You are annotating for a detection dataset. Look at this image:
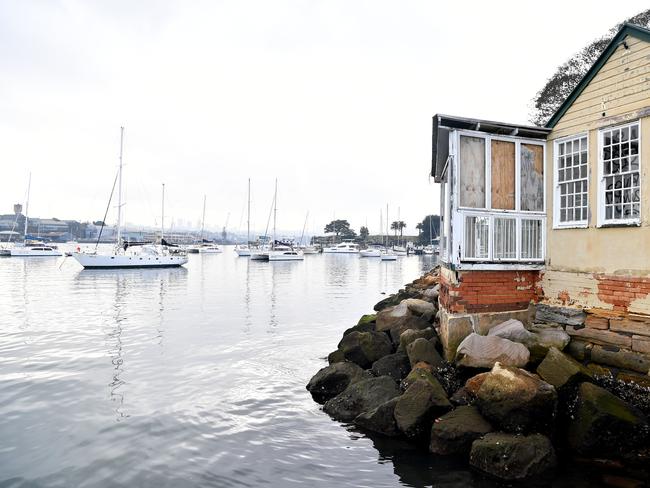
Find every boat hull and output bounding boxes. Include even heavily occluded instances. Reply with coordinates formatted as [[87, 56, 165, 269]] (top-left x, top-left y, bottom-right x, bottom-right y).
[[72, 253, 187, 268], [381, 254, 397, 261], [10, 248, 62, 257], [360, 250, 382, 257], [268, 253, 304, 261]]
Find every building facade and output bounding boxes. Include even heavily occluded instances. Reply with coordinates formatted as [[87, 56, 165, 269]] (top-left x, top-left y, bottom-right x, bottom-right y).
[[433, 23, 650, 370]]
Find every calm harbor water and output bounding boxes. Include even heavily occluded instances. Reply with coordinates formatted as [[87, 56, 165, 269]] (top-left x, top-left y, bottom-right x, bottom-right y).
[[0, 247, 603, 487]]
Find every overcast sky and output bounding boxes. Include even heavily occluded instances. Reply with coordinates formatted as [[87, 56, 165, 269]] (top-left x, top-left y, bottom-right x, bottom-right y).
[[1, 0, 648, 236]]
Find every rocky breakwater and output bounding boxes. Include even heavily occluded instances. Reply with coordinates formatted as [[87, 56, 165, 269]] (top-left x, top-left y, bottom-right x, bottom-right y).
[[306, 268, 650, 484]]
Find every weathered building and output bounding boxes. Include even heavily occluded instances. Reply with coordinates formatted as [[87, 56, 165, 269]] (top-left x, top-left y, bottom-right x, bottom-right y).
[[433, 23, 650, 374]]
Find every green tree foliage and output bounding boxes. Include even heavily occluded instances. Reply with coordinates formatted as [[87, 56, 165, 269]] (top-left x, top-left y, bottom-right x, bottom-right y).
[[324, 219, 356, 239], [359, 226, 369, 241], [390, 221, 407, 237], [419, 215, 440, 244], [530, 10, 650, 126], [415, 222, 423, 236]]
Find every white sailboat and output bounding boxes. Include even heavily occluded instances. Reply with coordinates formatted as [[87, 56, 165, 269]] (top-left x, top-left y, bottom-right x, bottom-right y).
[[267, 180, 303, 262], [381, 204, 397, 261], [9, 173, 62, 257], [235, 179, 252, 256], [72, 127, 188, 269]]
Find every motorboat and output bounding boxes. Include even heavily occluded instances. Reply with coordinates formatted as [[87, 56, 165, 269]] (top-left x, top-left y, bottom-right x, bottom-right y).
[[268, 245, 304, 261], [6, 175, 62, 258], [360, 247, 382, 257], [323, 242, 360, 254], [72, 127, 187, 269], [199, 244, 222, 254], [235, 244, 251, 256], [392, 246, 408, 256], [299, 245, 319, 254], [10, 243, 62, 257]]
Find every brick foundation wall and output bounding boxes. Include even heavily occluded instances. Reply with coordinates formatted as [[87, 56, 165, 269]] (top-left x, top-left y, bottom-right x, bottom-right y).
[[440, 267, 543, 314]]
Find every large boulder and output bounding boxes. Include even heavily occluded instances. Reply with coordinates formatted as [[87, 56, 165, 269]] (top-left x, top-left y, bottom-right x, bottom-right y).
[[401, 298, 436, 321], [527, 324, 571, 360], [567, 382, 648, 456], [323, 376, 400, 422], [306, 361, 369, 404], [371, 352, 411, 381], [338, 331, 393, 368], [388, 316, 433, 345], [374, 288, 421, 312], [469, 433, 557, 481], [429, 405, 493, 456], [449, 372, 489, 406], [342, 322, 375, 337], [536, 347, 593, 391], [476, 363, 557, 434], [487, 319, 533, 343], [455, 333, 530, 369], [397, 327, 436, 353], [487, 321, 570, 362], [394, 378, 452, 441], [401, 362, 436, 391], [327, 349, 345, 364], [406, 338, 444, 368], [377, 299, 435, 334], [354, 397, 400, 437], [421, 284, 439, 301], [357, 314, 377, 326]]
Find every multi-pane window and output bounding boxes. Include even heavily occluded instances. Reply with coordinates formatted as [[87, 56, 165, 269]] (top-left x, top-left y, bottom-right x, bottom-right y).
[[600, 122, 640, 224], [556, 135, 588, 225]]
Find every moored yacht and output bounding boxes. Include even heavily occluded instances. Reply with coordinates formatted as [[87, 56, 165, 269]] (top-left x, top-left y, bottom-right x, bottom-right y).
[[72, 127, 187, 269], [7, 174, 63, 257], [268, 244, 304, 261], [323, 241, 360, 254], [199, 244, 222, 254], [10, 242, 62, 257]]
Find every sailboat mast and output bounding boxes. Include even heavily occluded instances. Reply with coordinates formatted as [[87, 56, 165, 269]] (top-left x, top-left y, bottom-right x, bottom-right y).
[[247, 178, 251, 245], [23, 172, 31, 243], [161, 183, 165, 242], [386, 203, 389, 248], [380, 208, 383, 247], [116, 126, 124, 246], [272, 179, 277, 246], [200, 195, 206, 241]]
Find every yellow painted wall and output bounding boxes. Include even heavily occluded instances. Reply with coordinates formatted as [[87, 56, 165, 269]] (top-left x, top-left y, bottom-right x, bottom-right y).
[[546, 34, 650, 277]]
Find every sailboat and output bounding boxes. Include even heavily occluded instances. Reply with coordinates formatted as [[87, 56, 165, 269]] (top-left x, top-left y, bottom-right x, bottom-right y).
[[9, 173, 62, 257], [72, 127, 188, 269], [381, 204, 397, 261], [235, 179, 252, 256], [267, 180, 304, 262]]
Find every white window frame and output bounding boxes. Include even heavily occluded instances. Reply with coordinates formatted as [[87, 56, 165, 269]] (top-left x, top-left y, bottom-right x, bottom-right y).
[[454, 129, 546, 215], [553, 132, 589, 229], [597, 120, 642, 227]]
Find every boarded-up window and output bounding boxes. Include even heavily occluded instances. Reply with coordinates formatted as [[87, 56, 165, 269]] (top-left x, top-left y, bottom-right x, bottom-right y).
[[520, 144, 544, 211], [459, 136, 486, 208], [491, 140, 515, 210]]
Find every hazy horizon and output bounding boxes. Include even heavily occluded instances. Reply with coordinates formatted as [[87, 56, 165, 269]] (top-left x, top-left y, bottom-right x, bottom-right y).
[[2, 0, 647, 235]]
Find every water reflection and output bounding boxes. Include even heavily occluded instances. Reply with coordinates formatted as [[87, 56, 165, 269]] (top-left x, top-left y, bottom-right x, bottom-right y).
[[0, 252, 455, 487]]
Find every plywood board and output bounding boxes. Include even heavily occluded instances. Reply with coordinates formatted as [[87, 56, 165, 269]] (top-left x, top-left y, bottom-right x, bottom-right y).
[[520, 144, 544, 211], [490, 140, 515, 210], [459, 136, 486, 208]]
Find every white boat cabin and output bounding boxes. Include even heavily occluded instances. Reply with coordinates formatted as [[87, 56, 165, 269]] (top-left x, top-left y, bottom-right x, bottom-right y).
[[432, 114, 550, 269]]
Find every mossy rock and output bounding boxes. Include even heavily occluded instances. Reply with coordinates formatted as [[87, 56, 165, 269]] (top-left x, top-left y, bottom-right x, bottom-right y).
[[357, 314, 377, 326]]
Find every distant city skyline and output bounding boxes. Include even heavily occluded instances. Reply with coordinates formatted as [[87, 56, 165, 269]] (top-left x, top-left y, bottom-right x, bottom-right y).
[[2, 1, 648, 235]]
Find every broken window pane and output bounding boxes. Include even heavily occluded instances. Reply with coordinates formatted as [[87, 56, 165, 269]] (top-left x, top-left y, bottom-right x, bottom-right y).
[[459, 136, 486, 208], [521, 144, 544, 211]]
